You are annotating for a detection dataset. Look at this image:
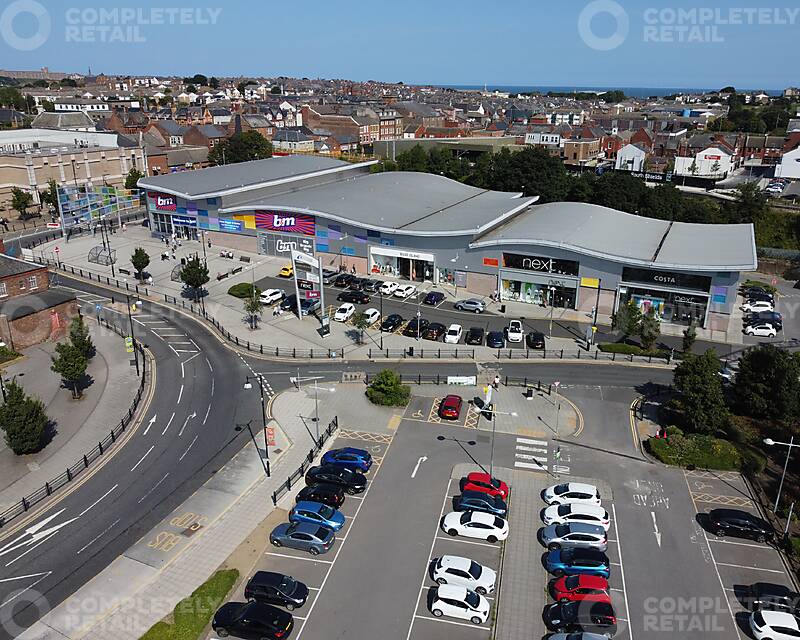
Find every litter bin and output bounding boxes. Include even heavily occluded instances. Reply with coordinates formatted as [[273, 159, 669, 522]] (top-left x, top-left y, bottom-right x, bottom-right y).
[[181, 257, 186, 266], [500, 304, 506, 313], [407, 346, 415, 357], [526, 387, 534, 399]]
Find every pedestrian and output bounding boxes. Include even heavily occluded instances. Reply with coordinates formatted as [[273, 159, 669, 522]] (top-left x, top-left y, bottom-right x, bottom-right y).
[[351, 264, 356, 275], [171, 250, 176, 260], [493, 374, 500, 390], [122, 223, 127, 232]]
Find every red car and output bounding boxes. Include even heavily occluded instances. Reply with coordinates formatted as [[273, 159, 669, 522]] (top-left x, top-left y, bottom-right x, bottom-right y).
[[550, 574, 611, 604], [461, 472, 510, 500], [439, 395, 463, 420]]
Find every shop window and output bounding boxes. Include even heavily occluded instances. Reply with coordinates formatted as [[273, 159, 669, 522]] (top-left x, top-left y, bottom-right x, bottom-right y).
[[0, 282, 6, 298], [317, 243, 329, 252], [28, 275, 38, 290]]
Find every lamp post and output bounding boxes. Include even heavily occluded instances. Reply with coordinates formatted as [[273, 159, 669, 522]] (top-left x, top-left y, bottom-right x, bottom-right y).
[[244, 375, 270, 476], [235, 421, 269, 476], [479, 402, 517, 479], [548, 285, 556, 338], [125, 294, 140, 376], [764, 437, 798, 512], [290, 373, 334, 443], [379, 290, 384, 350]]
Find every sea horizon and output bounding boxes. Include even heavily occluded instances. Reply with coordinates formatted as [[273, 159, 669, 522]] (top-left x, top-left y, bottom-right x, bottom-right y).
[[429, 84, 783, 98]]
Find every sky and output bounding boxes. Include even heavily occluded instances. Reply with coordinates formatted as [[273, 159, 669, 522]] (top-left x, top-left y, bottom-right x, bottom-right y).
[[0, 0, 797, 90]]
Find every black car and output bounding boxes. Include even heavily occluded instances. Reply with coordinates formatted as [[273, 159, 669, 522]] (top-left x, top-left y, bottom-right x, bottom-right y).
[[422, 322, 447, 341], [423, 291, 445, 305], [364, 280, 383, 293], [305, 464, 367, 494], [742, 286, 773, 299], [465, 327, 485, 346], [295, 483, 345, 508], [349, 277, 369, 291], [526, 331, 546, 350], [403, 317, 429, 337], [744, 311, 783, 329], [486, 331, 505, 348], [708, 509, 774, 542], [380, 314, 404, 332], [543, 600, 617, 636], [333, 273, 355, 287], [279, 294, 297, 311], [747, 582, 800, 614], [321, 269, 338, 285], [454, 490, 508, 517], [337, 290, 370, 304], [212, 601, 293, 640], [245, 572, 309, 611]]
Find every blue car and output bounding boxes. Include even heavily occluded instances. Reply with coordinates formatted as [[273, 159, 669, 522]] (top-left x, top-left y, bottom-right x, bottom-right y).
[[545, 547, 610, 579], [321, 447, 373, 472], [289, 501, 346, 532]]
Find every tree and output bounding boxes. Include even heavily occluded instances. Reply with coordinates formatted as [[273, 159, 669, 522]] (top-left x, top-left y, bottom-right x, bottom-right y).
[[10, 187, 33, 218], [69, 314, 94, 360], [710, 160, 721, 176], [40, 178, 58, 210], [611, 300, 642, 341], [208, 131, 272, 166], [639, 308, 660, 352], [0, 86, 26, 110], [41, 99, 55, 112], [688, 159, 699, 176], [51, 341, 88, 399], [732, 345, 800, 423], [124, 167, 144, 190], [209, 77, 220, 89], [672, 350, 729, 434], [270, 85, 281, 94], [352, 312, 372, 344], [243, 288, 263, 329], [365, 369, 410, 407], [186, 84, 197, 94], [682, 323, 697, 353], [396, 145, 429, 172], [0, 381, 49, 454], [180, 256, 210, 301], [722, 181, 769, 224], [131, 247, 150, 280]]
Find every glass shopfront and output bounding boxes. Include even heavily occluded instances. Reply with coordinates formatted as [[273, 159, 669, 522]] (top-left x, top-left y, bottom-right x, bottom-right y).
[[499, 253, 579, 308], [501, 279, 577, 308], [618, 286, 709, 326]]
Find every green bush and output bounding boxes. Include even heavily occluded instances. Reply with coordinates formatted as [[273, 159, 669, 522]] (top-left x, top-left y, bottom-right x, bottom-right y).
[[227, 283, 260, 299], [790, 536, 800, 557], [597, 342, 670, 359], [0, 345, 20, 364], [139, 569, 239, 640], [646, 432, 741, 470], [739, 445, 767, 476], [740, 279, 777, 294], [366, 369, 411, 407]]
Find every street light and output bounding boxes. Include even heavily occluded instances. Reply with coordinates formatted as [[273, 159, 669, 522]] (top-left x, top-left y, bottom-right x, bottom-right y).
[[478, 403, 517, 479], [235, 420, 269, 476], [243, 375, 270, 476], [763, 436, 798, 512], [290, 373, 334, 443]]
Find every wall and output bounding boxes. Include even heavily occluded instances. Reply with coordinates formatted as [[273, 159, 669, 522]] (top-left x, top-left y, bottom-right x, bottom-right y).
[[5, 299, 78, 350], [0, 266, 49, 300]]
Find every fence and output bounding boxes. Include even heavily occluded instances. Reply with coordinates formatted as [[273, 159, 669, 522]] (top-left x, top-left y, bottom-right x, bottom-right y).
[[368, 345, 671, 364], [271, 416, 339, 506], [362, 372, 554, 394], [368, 347, 476, 359], [0, 317, 148, 529]]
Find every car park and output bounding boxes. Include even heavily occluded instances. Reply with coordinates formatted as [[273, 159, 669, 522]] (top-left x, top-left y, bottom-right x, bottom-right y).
[[348, 277, 369, 291], [438, 394, 463, 420], [549, 574, 612, 604], [260, 288, 286, 304], [461, 472, 510, 499], [742, 286, 773, 299], [465, 326, 485, 345], [430, 584, 490, 625], [526, 330, 546, 349], [745, 310, 783, 329], [336, 290, 370, 304], [441, 510, 509, 542], [542, 504, 611, 530], [334, 303, 355, 322], [750, 610, 800, 640], [506, 320, 524, 342], [454, 490, 508, 517], [362, 307, 381, 325], [244, 571, 309, 611], [379, 281, 398, 295], [543, 483, 602, 506], [539, 523, 608, 552], [444, 323, 463, 344], [744, 323, 778, 337], [269, 521, 335, 555], [278, 264, 293, 278], [364, 280, 383, 293], [333, 273, 356, 288], [486, 330, 505, 348], [455, 298, 485, 313], [212, 601, 294, 639], [742, 299, 774, 313], [747, 292, 776, 305], [432, 555, 497, 594], [423, 291, 445, 305], [321, 447, 373, 472], [321, 269, 338, 284], [305, 464, 367, 494], [708, 508, 774, 542], [295, 483, 345, 509], [422, 322, 446, 340], [403, 317, 428, 337], [545, 547, 611, 578], [747, 583, 800, 614], [543, 600, 617, 636], [289, 501, 346, 532], [394, 284, 417, 298], [380, 313, 404, 332]]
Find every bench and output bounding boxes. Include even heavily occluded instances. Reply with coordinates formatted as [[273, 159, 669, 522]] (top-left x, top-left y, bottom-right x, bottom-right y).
[[216, 272, 230, 281], [231, 266, 243, 275], [118, 268, 131, 276], [239, 256, 251, 263]]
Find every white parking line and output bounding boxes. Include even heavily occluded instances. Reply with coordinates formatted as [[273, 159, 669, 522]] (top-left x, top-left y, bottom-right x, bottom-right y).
[[610, 504, 634, 640], [435, 536, 499, 549], [413, 614, 490, 631], [707, 538, 773, 549], [263, 552, 333, 564], [715, 562, 786, 574]]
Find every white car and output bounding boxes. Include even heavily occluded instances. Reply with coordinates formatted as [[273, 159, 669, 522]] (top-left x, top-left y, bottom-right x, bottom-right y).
[[362, 308, 381, 325], [742, 300, 774, 313], [334, 303, 355, 322], [259, 288, 285, 304], [441, 510, 509, 543], [430, 584, 490, 625], [750, 610, 800, 640], [541, 504, 611, 531], [744, 323, 777, 337], [444, 324, 463, 344], [379, 281, 398, 295], [506, 320, 524, 342], [539, 523, 608, 551], [542, 482, 602, 506], [432, 555, 497, 594], [393, 284, 417, 299]]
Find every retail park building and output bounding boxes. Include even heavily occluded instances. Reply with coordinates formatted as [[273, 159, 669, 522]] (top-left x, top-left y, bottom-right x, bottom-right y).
[[139, 156, 757, 332]]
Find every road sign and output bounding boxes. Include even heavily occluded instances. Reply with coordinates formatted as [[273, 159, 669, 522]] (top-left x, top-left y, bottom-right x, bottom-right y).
[[266, 426, 276, 447], [772, 277, 778, 285], [54, 246, 60, 254], [46, 222, 60, 229], [305, 290, 321, 299], [554, 381, 561, 389], [297, 279, 313, 291], [125, 337, 134, 353]]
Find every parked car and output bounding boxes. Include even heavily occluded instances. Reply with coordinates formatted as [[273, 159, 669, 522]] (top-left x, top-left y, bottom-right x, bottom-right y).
[[742, 285, 772, 298], [321, 269, 338, 285], [526, 331, 546, 350], [439, 394, 463, 420], [454, 491, 508, 517], [486, 331, 505, 348], [444, 324, 463, 344], [244, 571, 308, 611], [321, 447, 373, 472], [423, 322, 447, 341], [379, 281, 398, 295], [744, 311, 783, 329], [305, 464, 367, 494], [278, 264, 293, 278], [461, 472, 510, 499], [432, 555, 496, 594], [260, 288, 286, 304], [362, 308, 381, 325], [747, 583, 800, 614], [549, 574, 612, 604], [546, 634, 611, 640], [333, 273, 355, 288], [348, 277, 369, 291], [539, 523, 608, 552], [506, 320, 524, 342], [543, 483, 602, 506], [545, 547, 611, 578], [364, 280, 383, 293], [299, 299, 320, 316], [746, 290, 775, 303], [708, 509, 774, 542], [441, 510, 509, 543], [289, 501, 345, 532], [212, 601, 293, 639], [269, 522, 335, 555], [465, 327, 485, 345], [394, 284, 417, 299], [423, 291, 444, 305], [455, 298, 485, 313], [334, 303, 355, 322], [337, 290, 370, 304], [742, 299, 774, 313], [750, 610, 800, 640], [543, 601, 617, 636], [542, 504, 611, 531], [295, 483, 344, 509], [280, 294, 297, 311], [380, 313, 404, 332], [744, 323, 778, 337], [430, 584, 490, 625], [403, 317, 429, 337]]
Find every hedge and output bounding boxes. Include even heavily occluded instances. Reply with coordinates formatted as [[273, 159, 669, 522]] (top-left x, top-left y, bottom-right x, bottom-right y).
[[0, 345, 20, 365], [646, 432, 742, 470], [597, 342, 670, 359], [227, 282, 260, 299], [740, 279, 777, 294]]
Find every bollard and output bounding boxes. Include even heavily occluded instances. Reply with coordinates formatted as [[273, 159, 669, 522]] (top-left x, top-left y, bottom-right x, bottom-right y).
[[98, 441, 104, 454], [45, 482, 51, 496], [67, 468, 72, 481]]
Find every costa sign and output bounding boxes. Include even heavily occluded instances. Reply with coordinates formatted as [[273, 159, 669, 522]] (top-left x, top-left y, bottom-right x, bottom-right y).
[[148, 192, 176, 211], [255, 211, 315, 236]]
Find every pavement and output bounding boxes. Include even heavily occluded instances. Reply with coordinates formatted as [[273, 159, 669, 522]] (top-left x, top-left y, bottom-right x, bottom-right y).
[[0, 322, 139, 514]]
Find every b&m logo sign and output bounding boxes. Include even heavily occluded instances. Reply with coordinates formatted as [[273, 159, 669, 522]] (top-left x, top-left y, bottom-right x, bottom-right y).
[[149, 191, 177, 211], [255, 211, 315, 236]]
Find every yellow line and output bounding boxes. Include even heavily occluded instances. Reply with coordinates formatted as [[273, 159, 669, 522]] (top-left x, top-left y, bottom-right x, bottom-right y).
[[628, 397, 643, 455], [558, 392, 584, 438]]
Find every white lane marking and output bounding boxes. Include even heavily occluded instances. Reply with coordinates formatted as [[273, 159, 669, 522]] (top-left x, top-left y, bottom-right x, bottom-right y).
[[189, 339, 200, 350], [179, 435, 199, 461], [151, 331, 165, 342], [708, 538, 774, 549], [76, 518, 120, 554], [206, 356, 213, 373], [131, 445, 154, 472], [0, 571, 51, 584], [211, 378, 215, 397], [516, 445, 548, 454], [0, 510, 66, 554], [132, 317, 145, 327], [517, 438, 548, 446], [180, 361, 184, 379], [611, 504, 634, 640], [138, 474, 170, 504], [169, 344, 179, 356], [0, 571, 52, 609], [162, 412, 175, 436], [263, 552, 333, 564], [78, 484, 118, 517], [179, 412, 196, 437], [515, 453, 548, 463], [411, 456, 427, 478], [515, 461, 548, 470], [143, 414, 157, 436], [182, 352, 202, 366], [413, 614, 490, 631], [174, 349, 198, 354], [203, 403, 212, 425], [5, 531, 58, 567], [177, 384, 183, 404], [714, 562, 786, 574]]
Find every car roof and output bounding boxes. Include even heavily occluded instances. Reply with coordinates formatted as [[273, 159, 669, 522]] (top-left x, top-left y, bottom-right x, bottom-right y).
[[444, 394, 462, 402], [461, 490, 498, 501], [469, 510, 497, 524], [302, 483, 342, 495], [249, 571, 284, 587], [436, 584, 469, 600], [447, 324, 461, 330], [552, 503, 606, 516], [439, 555, 473, 571], [567, 574, 608, 588], [711, 508, 763, 521], [287, 521, 324, 534], [294, 501, 328, 512], [563, 482, 598, 493], [556, 522, 605, 534], [759, 610, 800, 628], [468, 326, 484, 332], [331, 447, 368, 456]]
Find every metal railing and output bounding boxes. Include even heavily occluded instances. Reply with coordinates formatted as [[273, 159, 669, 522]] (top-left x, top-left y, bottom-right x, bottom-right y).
[[271, 416, 339, 506], [367, 347, 476, 359], [0, 317, 148, 529], [497, 347, 672, 364]]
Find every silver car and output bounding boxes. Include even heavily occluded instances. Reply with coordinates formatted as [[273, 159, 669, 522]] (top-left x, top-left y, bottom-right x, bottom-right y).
[[539, 523, 607, 552], [546, 633, 611, 640], [455, 298, 486, 313], [270, 522, 335, 555]]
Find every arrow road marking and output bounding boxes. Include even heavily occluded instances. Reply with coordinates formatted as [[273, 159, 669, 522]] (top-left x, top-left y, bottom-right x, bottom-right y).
[[0, 517, 79, 561], [652, 511, 662, 548], [0, 509, 66, 554], [143, 414, 157, 436], [179, 412, 197, 437], [411, 456, 428, 478]]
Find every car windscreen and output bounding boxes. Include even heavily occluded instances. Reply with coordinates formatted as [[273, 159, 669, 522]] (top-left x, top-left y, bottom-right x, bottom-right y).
[[468, 560, 482, 579], [465, 590, 481, 609], [557, 504, 572, 516], [278, 575, 297, 594], [554, 484, 569, 494], [493, 516, 505, 528], [565, 575, 580, 590], [555, 524, 571, 537], [315, 527, 330, 540], [318, 504, 335, 519]]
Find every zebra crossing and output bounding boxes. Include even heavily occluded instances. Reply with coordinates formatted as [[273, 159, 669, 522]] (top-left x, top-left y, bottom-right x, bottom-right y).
[[513, 436, 570, 474]]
